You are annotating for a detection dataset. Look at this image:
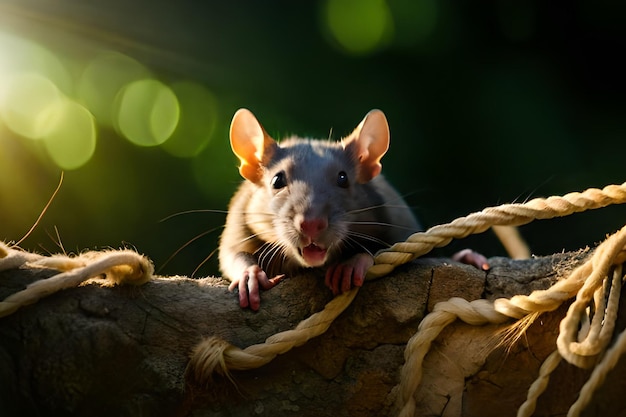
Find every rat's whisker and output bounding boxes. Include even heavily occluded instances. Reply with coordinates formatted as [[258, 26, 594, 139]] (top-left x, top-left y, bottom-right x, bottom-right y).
[[231, 208, 275, 216], [344, 236, 374, 257], [345, 220, 420, 232], [192, 246, 219, 278], [344, 203, 415, 216], [256, 241, 284, 274], [161, 209, 275, 223], [346, 231, 393, 248], [160, 209, 230, 222], [216, 107, 421, 311], [227, 232, 270, 252], [235, 217, 276, 227], [159, 225, 225, 274], [255, 242, 274, 267]]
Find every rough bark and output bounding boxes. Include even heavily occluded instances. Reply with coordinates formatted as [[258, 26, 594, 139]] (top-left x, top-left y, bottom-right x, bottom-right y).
[[1, 250, 625, 417]]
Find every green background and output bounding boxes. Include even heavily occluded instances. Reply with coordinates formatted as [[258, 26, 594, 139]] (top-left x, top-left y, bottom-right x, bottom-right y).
[[1, 0, 625, 277]]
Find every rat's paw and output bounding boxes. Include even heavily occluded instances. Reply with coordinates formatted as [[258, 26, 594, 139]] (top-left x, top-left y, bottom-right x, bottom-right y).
[[452, 249, 490, 270], [325, 253, 374, 296], [228, 265, 284, 311]]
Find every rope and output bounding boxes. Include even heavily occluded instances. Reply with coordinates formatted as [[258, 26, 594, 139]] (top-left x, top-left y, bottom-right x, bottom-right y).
[[0, 242, 153, 318], [569, 305, 626, 417], [188, 182, 626, 386], [516, 350, 562, 417], [492, 225, 531, 259], [368, 182, 626, 278], [557, 238, 626, 368], [397, 298, 510, 417], [397, 224, 626, 417], [4, 182, 626, 416], [187, 287, 358, 381], [514, 230, 626, 417], [183, 182, 626, 396]]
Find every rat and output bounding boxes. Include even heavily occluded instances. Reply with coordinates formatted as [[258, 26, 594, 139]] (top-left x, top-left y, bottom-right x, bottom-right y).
[[218, 108, 488, 311]]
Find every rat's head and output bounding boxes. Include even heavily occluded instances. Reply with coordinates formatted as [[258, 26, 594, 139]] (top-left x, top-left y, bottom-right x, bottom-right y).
[[229, 108, 390, 268]]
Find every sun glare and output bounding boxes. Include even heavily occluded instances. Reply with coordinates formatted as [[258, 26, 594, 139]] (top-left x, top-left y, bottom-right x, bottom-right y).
[[0, 72, 64, 140], [0, 31, 96, 170]]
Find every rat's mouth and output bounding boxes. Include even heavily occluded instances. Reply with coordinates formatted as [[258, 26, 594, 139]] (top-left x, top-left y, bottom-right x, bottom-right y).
[[300, 243, 327, 266]]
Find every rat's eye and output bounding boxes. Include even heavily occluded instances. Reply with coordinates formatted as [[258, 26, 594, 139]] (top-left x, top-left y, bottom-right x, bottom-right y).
[[337, 171, 349, 188], [271, 171, 287, 189]]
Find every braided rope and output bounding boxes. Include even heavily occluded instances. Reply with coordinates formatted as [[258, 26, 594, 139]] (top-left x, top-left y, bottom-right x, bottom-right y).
[[368, 182, 626, 278], [398, 224, 626, 417], [569, 304, 626, 417], [557, 238, 626, 368], [187, 287, 358, 381], [397, 298, 510, 417], [0, 243, 42, 272], [515, 232, 626, 417], [4, 182, 626, 416], [0, 242, 153, 318], [187, 182, 626, 394], [516, 350, 562, 417]]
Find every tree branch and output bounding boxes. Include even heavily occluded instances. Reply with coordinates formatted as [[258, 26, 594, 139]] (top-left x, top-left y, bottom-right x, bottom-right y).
[[2, 251, 623, 417]]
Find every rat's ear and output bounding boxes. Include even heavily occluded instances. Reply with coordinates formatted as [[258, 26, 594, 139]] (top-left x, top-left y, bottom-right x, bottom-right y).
[[343, 109, 390, 183], [230, 108, 277, 183]]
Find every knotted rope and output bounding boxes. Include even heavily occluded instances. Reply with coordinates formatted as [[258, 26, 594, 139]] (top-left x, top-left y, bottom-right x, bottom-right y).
[[0, 242, 153, 318]]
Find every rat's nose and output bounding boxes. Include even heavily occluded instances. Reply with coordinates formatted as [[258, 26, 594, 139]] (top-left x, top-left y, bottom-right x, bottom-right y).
[[300, 218, 328, 240]]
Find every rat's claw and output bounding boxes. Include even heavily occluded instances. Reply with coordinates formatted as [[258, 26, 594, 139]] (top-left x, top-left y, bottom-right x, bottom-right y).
[[238, 265, 262, 311], [258, 273, 285, 290], [230, 266, 284, 311], [341, 266, 353, 294], [324, 266, 335, 293], [268, 274, 286, 288], [325, 264, 347, 295], [325, 253, 373, 295]]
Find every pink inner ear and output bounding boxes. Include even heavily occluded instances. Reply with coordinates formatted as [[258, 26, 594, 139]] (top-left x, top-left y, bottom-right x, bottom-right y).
[[357, 163, 382, 184], [238, 162, 263, 184], [229, 109, 276, 183], [367, 163, 382, 179], [352, 136, 385, 183], [345, 110, 390, 183]]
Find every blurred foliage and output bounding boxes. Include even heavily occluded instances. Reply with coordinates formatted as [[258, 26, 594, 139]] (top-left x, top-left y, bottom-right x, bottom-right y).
[[1, 0, 625, 276]]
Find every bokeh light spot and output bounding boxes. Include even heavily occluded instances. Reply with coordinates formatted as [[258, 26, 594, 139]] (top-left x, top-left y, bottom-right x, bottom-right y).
[[115, 79, 180, 147], [0, 31, 73, 95], [42, 99, 97, 170], [161, 81, 219, 158], [77, 51, 150, 127], [323, 0, 394, 55], [0, 72, 64, 140]]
